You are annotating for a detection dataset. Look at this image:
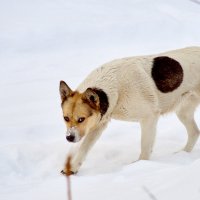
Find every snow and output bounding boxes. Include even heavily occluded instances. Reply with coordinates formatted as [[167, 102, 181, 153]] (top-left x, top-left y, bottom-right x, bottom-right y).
[[1, 0, 200, 199]]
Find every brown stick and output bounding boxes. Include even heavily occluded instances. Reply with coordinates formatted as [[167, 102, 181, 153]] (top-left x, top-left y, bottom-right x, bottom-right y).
[[66, 156, 72, 200]]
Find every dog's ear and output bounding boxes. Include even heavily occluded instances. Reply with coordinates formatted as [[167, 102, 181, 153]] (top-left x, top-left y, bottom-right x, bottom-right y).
[[82, 88, 100, 109], [59, 81, 72, 102]]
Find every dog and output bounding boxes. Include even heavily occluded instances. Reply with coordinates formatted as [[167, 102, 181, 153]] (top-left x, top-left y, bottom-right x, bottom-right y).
[[59, 46, 200, 174]]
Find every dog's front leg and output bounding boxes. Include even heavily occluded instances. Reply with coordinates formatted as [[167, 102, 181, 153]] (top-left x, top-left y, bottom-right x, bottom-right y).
[[139, 115, 158, 160], [63, 123, 107, 174]]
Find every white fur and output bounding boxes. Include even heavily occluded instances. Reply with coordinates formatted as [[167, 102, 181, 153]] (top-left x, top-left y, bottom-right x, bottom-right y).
[[69, 47, 200, 173]]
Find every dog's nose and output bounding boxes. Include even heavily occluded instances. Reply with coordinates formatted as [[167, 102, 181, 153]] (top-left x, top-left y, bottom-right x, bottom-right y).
[[66, 135, 75, 142]]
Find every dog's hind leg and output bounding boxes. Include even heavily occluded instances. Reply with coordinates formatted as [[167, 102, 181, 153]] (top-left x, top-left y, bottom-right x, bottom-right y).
[[176, 93, 200, 152], [139, 114, 159, 160]]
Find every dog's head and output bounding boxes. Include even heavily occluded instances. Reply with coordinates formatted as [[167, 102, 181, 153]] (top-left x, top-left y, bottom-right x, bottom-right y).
[[59, 81, 108, 143]]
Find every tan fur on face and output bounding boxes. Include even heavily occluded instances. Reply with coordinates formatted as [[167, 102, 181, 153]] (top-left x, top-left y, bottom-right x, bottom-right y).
[[62, 92, 101, 138]]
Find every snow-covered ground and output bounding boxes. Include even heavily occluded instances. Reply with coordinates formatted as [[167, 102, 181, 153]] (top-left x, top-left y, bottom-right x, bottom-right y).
[[1, 0, 200, 199]]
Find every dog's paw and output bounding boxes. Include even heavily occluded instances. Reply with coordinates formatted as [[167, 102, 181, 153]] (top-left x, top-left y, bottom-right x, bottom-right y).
[[60, 169, 76, 176], [60, 170, 66, 175]]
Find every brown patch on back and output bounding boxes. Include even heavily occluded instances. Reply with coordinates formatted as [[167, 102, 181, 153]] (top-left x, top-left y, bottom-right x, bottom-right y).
[[151, 56, 184, 93]]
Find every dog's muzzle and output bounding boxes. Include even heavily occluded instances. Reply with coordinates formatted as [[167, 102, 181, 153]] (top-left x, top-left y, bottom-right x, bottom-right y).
[[66, 127, 80, 143]]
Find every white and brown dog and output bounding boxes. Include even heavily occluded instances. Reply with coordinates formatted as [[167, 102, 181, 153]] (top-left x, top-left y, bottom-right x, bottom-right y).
[[60, 46, 200, 174]]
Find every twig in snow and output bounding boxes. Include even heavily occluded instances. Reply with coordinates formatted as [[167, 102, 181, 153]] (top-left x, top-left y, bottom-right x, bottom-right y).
[[142, 186, 158, 200], [66, 156, 72, 200]]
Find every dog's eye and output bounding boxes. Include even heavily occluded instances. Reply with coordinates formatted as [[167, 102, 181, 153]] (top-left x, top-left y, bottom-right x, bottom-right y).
[[64, 116, 70, 122], [78, 117, 85, 123]]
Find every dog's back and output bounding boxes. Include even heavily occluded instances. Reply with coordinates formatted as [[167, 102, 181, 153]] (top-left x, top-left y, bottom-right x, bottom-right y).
[[78, 47, 200, 121]]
